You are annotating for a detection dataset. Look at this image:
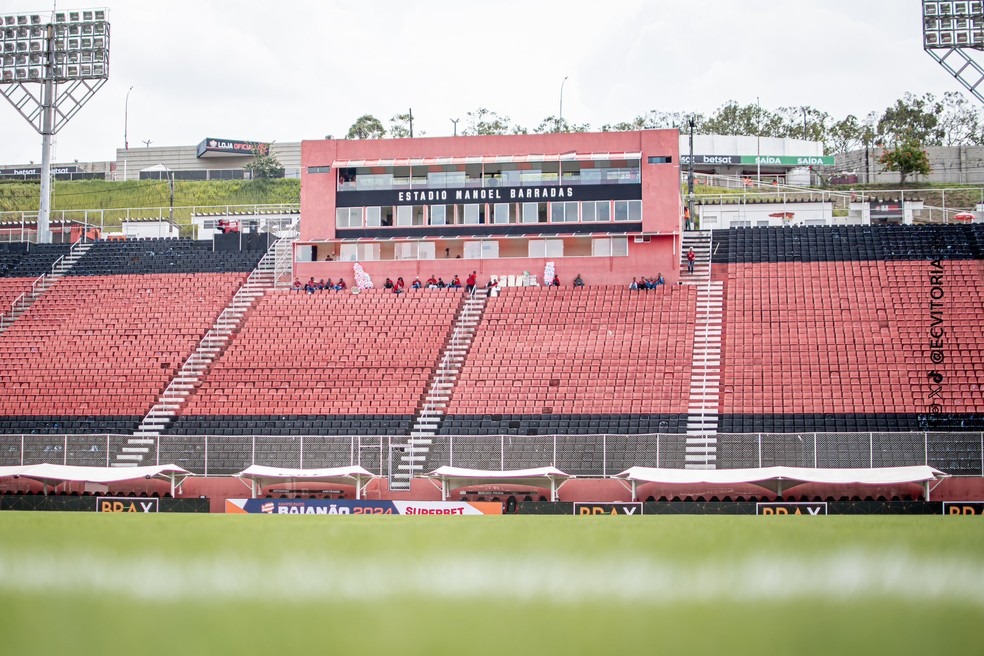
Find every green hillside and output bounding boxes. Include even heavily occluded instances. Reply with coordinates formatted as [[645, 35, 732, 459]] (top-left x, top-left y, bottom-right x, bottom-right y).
[[0, 178, 300, 219]]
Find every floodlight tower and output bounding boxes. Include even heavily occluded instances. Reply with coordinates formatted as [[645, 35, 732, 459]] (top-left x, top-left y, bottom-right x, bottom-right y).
[[922, 1, 984, 103], [0, 8, 110, 243]]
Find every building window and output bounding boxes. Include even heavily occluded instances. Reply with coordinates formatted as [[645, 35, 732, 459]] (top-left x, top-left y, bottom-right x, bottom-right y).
[[340, 243, 380, 262], [461, 204, 485, 224], [430, 205, 447, 225], [308, 165, 331, 173], [335, 207, 362, 228], [614, 199, 642, 222], [365, 206, 381, 227], [550, 201, 578, 223], [396, 205, 412, 227], [395, 242, 436, 260], [463, 240, 499, 259], [522, 202, 547, 223], [582, 201, 611, 222], [529, 239, 564, 258], [591, 237, 628, 257], [493, 203, 511, 224], [647, 156, 672, 164]]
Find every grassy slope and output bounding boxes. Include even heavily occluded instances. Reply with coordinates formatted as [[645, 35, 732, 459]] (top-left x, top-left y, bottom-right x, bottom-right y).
[[0, 179, 300, 218], [0, 514, 980, 655]]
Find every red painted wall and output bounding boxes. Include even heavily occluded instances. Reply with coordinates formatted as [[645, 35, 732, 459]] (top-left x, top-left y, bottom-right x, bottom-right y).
[[300, 130, 682, 241], [293, 235, 680, 287]]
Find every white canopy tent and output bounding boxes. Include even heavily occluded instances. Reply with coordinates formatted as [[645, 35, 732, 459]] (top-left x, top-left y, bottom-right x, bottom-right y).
[[0, 463, 193, 496], [234, 465, 378, 500], [614, 465, 949, 501], [424, 466, 571, 501]]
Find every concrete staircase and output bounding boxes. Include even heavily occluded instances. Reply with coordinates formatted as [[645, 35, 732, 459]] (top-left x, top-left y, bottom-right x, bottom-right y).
[[113, 239, 284, 467], [390, 288, 489, 490], [272, 219, 299, 288], [0, 240, 92, 332], [684, 280, 723, 469], [680, 230, 711, 282]]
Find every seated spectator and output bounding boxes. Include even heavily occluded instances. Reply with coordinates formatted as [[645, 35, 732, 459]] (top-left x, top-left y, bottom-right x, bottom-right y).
[[655, 273, 665, 287], [629, 277, 638, 290], [396, 276, 405, 290], [411, 277, 422, 289], [573, 274, 584, 287], [393, 283, 403, 294], [293, 278, 302, 292], [324, 277, 334, 290], [437, 277, 447, 289], [551, 274, 560, 287], [465, 271, 477, 293], [384, 277, 394, 289], [451, 275, 462, 289], [316, 278, 325, 291], [305, 277, 316, 294], [335, 278, 347, 291], [643, 277, 655, 290], [427, 274, 438, 289]]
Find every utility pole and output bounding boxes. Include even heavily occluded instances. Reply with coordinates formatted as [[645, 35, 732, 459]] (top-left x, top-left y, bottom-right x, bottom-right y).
[[408, 108, 414, 138], [688, 117, 696, 231], [450, 117, 459, 137]]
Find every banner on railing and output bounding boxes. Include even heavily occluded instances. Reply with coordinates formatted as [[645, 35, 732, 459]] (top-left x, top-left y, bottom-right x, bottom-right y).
[[225, 499, 502, 515]]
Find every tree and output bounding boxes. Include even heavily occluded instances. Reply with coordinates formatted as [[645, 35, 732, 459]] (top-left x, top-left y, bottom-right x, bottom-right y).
[[533, 116, 591, 134], [461, 108, 525, 136], [937, 91, 984, 146], [878, 139, 931, 184], [601, 110, 703, 132], [701, 101, 781, 137], [877, 92, 944, 147], [389, 112, 424, 138], [346, 114, 386, 140], [245, 144, 284, 179], [827, 113, 877, 155]]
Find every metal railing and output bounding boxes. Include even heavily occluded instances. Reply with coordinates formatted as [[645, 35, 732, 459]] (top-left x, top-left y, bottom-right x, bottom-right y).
[[1, 432, 981, 477]]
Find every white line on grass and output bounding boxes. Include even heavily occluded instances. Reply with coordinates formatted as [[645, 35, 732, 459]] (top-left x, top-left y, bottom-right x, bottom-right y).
[[0, 549, 981, 606]]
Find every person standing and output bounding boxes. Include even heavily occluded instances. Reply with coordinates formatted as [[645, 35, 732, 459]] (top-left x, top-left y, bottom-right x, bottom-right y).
[[687, 247, 696, 274]]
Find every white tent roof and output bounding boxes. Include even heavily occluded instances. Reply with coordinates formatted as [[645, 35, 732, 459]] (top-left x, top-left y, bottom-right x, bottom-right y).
[[0, 463, 193, 492], [425, 466, 571, 501], [615, 465, 948, 496], [235, 464, 378, 499]]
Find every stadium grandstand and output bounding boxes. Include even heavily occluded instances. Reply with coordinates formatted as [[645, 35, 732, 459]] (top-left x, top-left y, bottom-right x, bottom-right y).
[[0, 129, 981, 508]]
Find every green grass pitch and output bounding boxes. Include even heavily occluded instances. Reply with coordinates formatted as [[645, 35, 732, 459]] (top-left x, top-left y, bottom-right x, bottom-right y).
[[0, 513, 981, 655]]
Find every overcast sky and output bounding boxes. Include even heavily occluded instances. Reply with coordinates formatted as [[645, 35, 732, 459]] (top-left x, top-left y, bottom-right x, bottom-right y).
[[0, 0, 973, 164]]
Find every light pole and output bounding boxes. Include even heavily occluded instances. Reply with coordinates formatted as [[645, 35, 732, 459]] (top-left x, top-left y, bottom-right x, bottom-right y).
[[0, 9, 111, 243], [756, 96, 761, 185], [123, 85, 133, 181], [160, 163, 174, 222], [450, 117, 459, 137], [688, 117, 696, 231], [559, 75, 569, 130]]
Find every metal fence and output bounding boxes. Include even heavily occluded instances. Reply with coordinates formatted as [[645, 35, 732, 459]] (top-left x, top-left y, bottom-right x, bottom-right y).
[[1, 432, 982, 478]]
